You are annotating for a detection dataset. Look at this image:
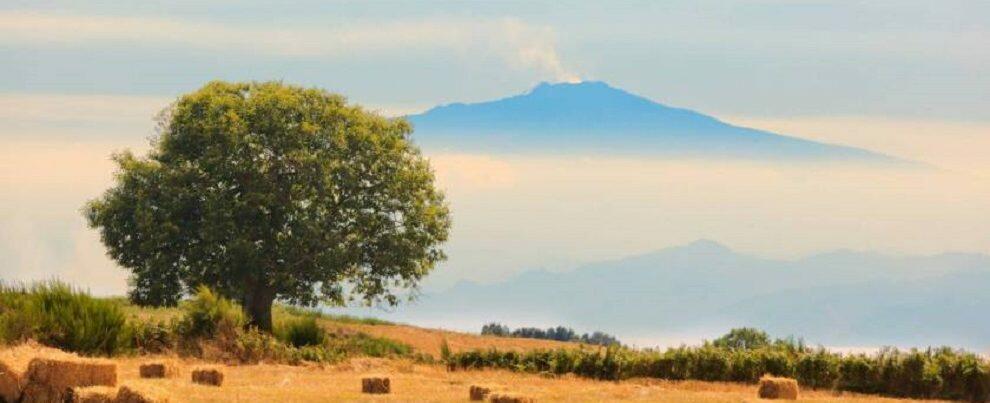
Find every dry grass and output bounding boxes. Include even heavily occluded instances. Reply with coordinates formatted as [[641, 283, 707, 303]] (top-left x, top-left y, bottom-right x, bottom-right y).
[[78, 355, 951, 403], [70, 386, 117, 403], [321, 320, 579, 357], [117, 383, 171, 403]]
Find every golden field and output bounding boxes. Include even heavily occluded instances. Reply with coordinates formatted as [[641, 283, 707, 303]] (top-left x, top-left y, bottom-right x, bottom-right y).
[[323, 321, 577, 357], [103, 356, 951, 402], [98, 305, 958, 402]]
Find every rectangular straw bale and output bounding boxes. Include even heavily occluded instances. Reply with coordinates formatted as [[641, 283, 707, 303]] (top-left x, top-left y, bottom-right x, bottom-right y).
[[361, 377, 390, 394], [469, 385, 492, 400], [488, 393, 535, 403], [20, 355, 117, 403], [26, 356, 117, 389], [191, 367, 224, 386], [0, 341, 86, 402], [139, 362, 179, 379], [69, 386, 117, 403], [0, 344, 35, 402], [117, 384, 170, 403]]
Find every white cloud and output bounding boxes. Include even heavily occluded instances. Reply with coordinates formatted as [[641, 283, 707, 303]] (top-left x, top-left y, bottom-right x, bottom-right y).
[[0, 11, 580, 82]]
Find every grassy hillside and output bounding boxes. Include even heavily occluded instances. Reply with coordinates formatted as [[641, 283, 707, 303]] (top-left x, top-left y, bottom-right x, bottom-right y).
[[119, 297, 579, 358]]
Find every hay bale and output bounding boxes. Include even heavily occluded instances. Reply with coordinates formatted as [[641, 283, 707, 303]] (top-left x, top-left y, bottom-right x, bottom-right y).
[[138, 362, 178, 379], [758, 375, 799, 400], [26, 356, 117, 389], [0, 342, 51, 402], [0, 343, 117, 403], [469, 385, 492, 401], [20, 382, 66, 403], [488, 393, 535, 403], [116, 384, 170, 403], [361, 377, 390, 394], [191, 367, 224, 386], [68, 386, 117, 403]]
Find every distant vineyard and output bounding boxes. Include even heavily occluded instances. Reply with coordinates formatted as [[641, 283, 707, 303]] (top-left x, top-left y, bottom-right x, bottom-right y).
[[453, 327, 990, 402], [481, 322, 621, 346]]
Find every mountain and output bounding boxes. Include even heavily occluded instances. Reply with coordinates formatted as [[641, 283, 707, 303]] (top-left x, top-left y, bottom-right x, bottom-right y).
[[338, 240, 990, 350], [408, 81, 906, 163]]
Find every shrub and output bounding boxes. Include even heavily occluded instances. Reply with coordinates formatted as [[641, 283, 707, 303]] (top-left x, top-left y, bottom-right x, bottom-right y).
[[23, 282, 129, 356], [0, 284, 33, 344], [692, 346, 730, 381], [478, 322, 622, 346], [713, 327, 771, 351], [440, 338, 452, 362], [233, 327, 291, 363], [128, 319, 174, 354], [275, 316, 326, 347], [174, 286, 245, 340], [795, 349, 840, 389], [836, 354, 879, 393]]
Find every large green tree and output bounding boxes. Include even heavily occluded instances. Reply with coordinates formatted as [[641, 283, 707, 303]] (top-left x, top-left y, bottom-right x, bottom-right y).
[[85, 81, 451, 331]]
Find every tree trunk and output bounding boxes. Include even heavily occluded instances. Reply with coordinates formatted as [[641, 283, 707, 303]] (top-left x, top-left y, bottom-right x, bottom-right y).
[[243, 283, 275, 332]]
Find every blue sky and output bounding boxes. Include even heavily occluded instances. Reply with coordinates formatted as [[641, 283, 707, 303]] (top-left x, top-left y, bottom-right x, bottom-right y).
[[1, 1, 989, 295]]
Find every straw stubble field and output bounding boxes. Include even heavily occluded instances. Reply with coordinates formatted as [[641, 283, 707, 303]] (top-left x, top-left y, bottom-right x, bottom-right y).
[[100, 356, 952, 402], [47, 309, 954, 402]]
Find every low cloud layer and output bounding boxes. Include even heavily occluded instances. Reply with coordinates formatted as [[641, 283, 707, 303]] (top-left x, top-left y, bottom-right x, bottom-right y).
[[4, 131, 988, 295], [429, 154, 990, 286]]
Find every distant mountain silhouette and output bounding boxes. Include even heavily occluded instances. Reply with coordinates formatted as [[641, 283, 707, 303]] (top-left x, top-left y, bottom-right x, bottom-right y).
[[408, 81, 910, 164], [343, 240, 990, 350]]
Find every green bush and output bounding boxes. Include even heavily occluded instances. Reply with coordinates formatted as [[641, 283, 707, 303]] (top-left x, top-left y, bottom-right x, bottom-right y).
[[0, 282, 131, 356], [233, 327, 291, 363], [128, 319, 174, 354], [275, 316, 327, 347], [795, 349, 840, 389], [174, 286, 245, 340], [0, 284, 34, 345]]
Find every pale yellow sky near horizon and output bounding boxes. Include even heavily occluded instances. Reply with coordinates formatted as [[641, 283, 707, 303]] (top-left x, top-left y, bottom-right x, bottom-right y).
[[1, 92, 989, 293]]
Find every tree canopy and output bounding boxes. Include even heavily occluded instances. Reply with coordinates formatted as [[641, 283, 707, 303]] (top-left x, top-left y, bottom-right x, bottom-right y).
[[712, 327, 771, 350], [85, 81, 451, 330]]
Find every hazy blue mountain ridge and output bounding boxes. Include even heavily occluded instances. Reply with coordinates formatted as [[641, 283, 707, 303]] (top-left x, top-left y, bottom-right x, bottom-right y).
[[358, 240, 990, 350], [409, 81, 910, 163]]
